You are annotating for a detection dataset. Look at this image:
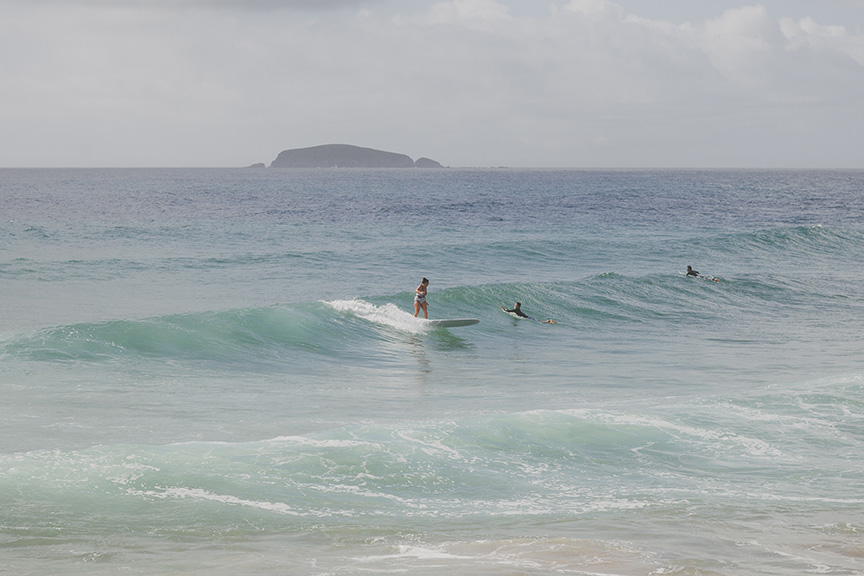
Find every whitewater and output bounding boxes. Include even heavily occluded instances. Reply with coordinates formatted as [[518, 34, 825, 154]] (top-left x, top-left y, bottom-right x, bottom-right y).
[[1, 168, 863, 575]]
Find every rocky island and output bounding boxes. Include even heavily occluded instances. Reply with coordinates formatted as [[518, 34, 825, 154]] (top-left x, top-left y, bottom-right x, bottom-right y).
[[269, 144, 443, 168]]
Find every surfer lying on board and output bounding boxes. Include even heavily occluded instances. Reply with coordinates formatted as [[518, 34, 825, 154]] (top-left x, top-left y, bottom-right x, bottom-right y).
[[501, 302, 557, 324], [414, 277, 429, 318], [685, 265, 720, 282]]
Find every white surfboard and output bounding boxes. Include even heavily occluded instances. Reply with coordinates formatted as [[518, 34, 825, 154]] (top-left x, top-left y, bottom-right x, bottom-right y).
[[681, 272, 720, 282], [422, 318, 479, 328]]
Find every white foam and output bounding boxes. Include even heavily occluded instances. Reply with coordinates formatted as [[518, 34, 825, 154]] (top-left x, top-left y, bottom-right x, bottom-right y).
[[395, 429, 465, 460], [353, 544, 472, 563], [269, 435, 382, 449], [133, 486, 313, 516], [557, 408, 784, 458], [327, 299, 430, 334]]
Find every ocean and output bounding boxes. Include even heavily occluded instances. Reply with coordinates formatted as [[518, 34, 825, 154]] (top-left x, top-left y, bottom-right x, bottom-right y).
[[1, 167, 862, 575]]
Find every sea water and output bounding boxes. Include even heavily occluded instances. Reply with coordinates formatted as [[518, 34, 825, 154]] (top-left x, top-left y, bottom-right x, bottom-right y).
[[1, 168, 863, 575]]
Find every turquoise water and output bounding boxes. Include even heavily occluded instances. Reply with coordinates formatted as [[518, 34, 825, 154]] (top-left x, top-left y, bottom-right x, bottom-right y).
[[2, 168, 863, 575]]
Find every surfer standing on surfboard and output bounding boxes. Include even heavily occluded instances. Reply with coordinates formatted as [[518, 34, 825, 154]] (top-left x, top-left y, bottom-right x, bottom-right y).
[[501, 302, 556, 324], [414, 277, 429, 318]]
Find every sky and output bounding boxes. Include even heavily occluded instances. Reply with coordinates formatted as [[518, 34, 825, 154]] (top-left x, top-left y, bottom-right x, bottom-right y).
[[1, 0, 862, 168]]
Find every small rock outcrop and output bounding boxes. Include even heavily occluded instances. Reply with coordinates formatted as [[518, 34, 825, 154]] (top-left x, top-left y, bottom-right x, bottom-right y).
[[414, 157, 443, 168]]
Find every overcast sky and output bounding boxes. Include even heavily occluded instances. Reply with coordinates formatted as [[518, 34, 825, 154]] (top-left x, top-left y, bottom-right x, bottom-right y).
[[1, 0, 862, 168]]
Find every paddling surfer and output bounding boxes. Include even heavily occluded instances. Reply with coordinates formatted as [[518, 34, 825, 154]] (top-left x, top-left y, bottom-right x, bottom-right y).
[[501, 302, 556, 324], [685, 265, 720, 282]]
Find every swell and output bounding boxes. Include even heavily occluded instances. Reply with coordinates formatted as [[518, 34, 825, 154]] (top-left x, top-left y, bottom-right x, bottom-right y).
[[684, 225, 864, 265], [0, 297, 484, 367], [1, 304, 342, 366], [3, 262, 852, 367]]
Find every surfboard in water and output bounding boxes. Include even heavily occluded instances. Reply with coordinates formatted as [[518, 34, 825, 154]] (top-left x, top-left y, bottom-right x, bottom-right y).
[[681, 272, 720, 282], [422, 318, 480, 328]]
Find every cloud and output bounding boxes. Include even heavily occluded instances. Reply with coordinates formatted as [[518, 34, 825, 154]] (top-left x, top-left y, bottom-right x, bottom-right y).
[[181, 0, 375, 10], [563, 0, 623, 18], [781, 15, 864, 65], [702, 6, 773, 80], [0, 0, 375, 9], [1, 0, 862, 167], [425, 0, 512, 24]]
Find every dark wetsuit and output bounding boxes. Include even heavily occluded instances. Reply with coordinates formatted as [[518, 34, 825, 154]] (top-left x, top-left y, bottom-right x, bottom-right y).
[[504, 307, 529, 318]]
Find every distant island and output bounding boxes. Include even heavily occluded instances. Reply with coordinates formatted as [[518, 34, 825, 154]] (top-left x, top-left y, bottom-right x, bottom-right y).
[[267, 144, 443, 168]]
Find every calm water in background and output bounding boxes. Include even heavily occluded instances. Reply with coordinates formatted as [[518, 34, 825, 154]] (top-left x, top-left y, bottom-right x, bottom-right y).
[[2, 168, 863, 575]]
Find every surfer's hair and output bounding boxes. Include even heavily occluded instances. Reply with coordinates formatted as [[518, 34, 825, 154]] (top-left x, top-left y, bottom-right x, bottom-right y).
[[421, 277, 429, 284]]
